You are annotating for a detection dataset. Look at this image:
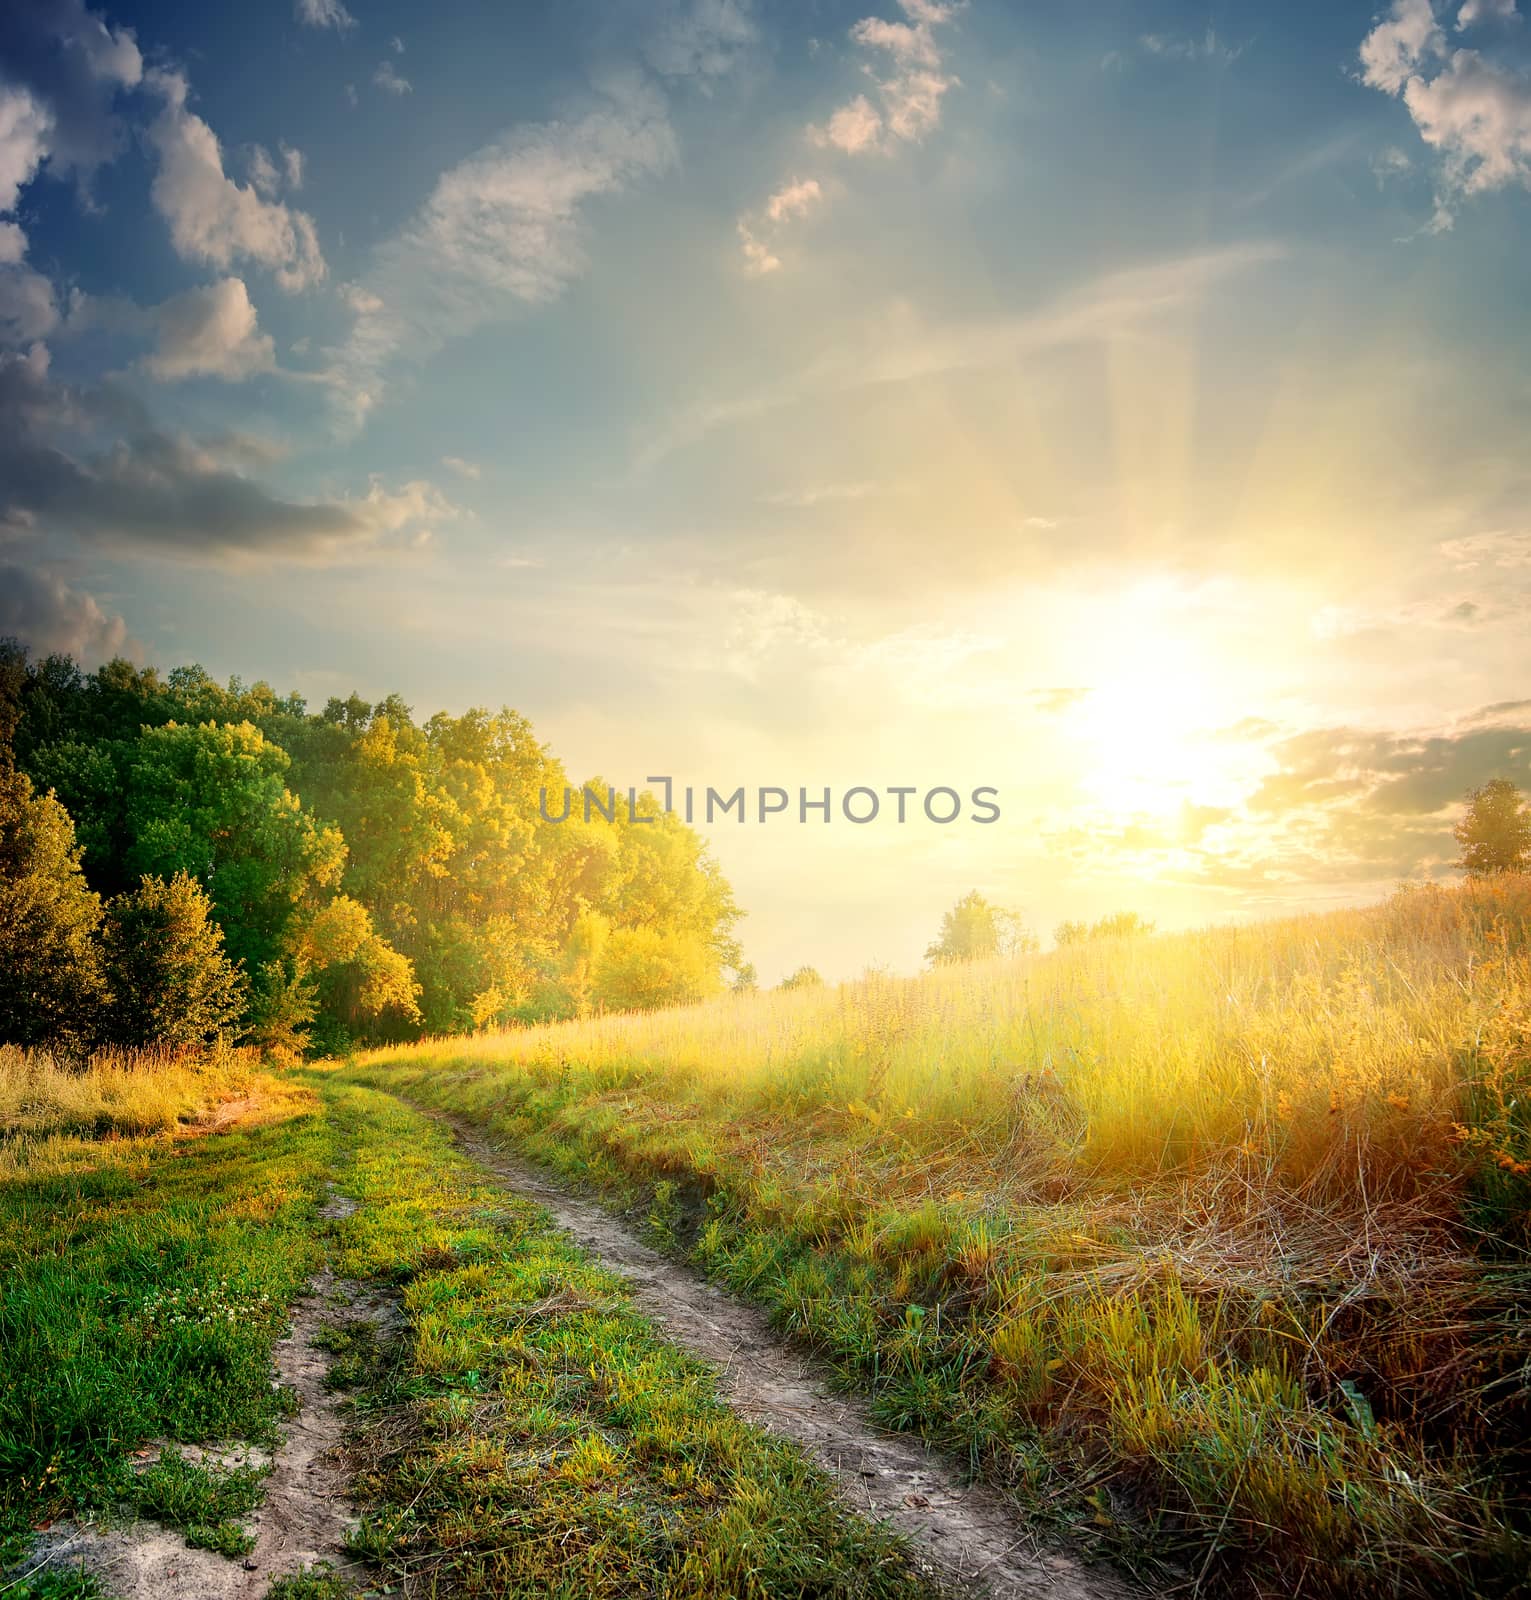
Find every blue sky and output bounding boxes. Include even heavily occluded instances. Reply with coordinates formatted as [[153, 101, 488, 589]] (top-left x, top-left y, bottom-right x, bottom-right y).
[[4, 0, 1531, 979]]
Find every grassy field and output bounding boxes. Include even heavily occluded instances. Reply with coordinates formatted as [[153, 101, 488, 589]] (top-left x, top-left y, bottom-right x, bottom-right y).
[[1, 1056, 943, 1598], [0, 1063, 330, 1589], [347, 877, 1531, 1598]]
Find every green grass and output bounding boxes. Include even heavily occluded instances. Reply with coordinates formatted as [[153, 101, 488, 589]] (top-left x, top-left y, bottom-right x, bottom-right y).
[[320, 1079, 940, 1599], [0, 1082, 331, 1566], [345, 879, 1531, 1599], [3, 1060, 952, 1598]]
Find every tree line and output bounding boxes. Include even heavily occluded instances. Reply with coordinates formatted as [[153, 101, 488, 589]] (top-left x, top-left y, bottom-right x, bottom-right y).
[[0, 644, 743, 1057]]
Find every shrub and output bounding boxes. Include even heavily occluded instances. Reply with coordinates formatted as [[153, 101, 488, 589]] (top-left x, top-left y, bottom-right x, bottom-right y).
[[101, 872, 246, 1049]]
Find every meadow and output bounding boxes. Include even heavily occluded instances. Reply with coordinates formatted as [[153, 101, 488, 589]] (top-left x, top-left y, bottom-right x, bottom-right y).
[[347, 877, 1531, 1598]]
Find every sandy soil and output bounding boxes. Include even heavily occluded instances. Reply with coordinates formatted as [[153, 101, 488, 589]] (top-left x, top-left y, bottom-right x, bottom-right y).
[[21, 1193, 389, 1600], [438, 1113, 1136, 1600]]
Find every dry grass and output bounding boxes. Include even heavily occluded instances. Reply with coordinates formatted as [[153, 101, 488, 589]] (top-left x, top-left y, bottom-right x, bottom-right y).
[[351, 876, 1531, 1596], [0, 1043, 264, 1142]]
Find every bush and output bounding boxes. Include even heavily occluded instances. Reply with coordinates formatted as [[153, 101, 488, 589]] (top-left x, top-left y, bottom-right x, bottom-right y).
[[101, 873, 246, 1049]]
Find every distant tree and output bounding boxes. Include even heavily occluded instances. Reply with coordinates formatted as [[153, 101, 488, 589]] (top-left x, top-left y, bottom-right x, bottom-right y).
[[1055, 911, 1156, 947], [0, 770, 106, 1046], [1455, 779, 1531, 877], [926, 890, 1002, 966], [101, 873, 246, 1049], [780, 965, 824, 991], [730, 962, 759, 994], [994, 909, 1041, 958]]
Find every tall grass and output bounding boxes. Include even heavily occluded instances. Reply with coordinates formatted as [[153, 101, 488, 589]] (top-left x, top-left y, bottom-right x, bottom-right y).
[[351, 877, 1531, 1597], [0, 1044, 260, 1141]]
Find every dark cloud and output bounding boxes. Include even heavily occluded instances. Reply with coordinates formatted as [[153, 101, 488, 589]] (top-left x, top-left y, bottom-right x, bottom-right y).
[[1251, 721, 1531, 819], [0, 561, 131, 661], [0, 348, 438, 564]]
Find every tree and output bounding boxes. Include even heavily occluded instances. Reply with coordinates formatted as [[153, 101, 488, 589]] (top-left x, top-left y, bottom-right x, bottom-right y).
[[925, 890, 1003, 966], [780, 965, 824, 991], [995, 909, 1040, 957], [295, 895, 421, 1035], [1455, 779, 1531, 877], [591, 926, 718, 1011], [101, 873, 246, 1049], [0, 771, 106, 1046], [730, 962, 759, 994], [241, 958, 318, 1065], [124, 721, 345, 971]]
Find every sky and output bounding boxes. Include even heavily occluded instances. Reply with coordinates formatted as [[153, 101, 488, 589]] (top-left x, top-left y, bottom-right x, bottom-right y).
[[3, 0, 1530, 983]]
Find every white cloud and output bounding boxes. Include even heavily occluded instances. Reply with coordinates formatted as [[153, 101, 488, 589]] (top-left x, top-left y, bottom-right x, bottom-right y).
[[248, 143, 280, 197], [1360, 0, 1444, 94], [390, 34, 405, 53], [0, 85, 53, 214], [1137, 28, 1245, 66], [281, 142, 305, 188], [144, 276, 276, 381], [1457, 0, 1519, 27], [827, 0, 962, 153], [764, 176, 823, 222], [737, 179, 824, 274], [737, 220, 779, 275], [334, 75, 677, 421], [373, 61, 412, 95], [809, 94, 883, 154], [1372, 143, 1415, 179], [145, 69, 326, 292], [295, 0, 356, 31], [850, 16, 942, 68], [1359, 0, 1531, 219], [0, 222, 27, 265], [441, 454, 481, 478], [1403, 47, 1531, 191]]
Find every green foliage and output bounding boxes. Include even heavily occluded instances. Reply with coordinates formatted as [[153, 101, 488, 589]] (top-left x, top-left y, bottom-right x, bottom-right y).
[[101, 873, 246, 1049], [591, 926, 719, 1012], [242, 957, 320, 1064], [1456, 778, 1531, 876], [124, 721, 346, 973], [1, 646, 747, 1049], [126, 1449, 266, 1557], [0, 771, 106, 1048]]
